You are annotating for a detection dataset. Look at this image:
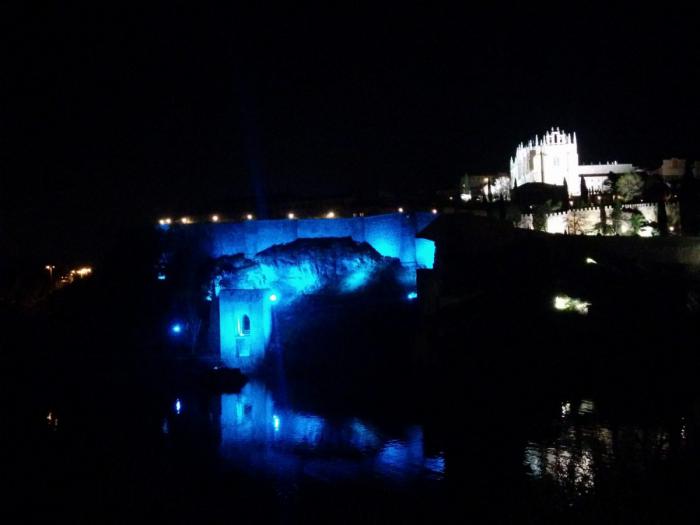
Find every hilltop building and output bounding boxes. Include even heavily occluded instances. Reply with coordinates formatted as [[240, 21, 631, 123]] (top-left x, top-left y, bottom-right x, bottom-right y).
[[510, 128, 635, 196]]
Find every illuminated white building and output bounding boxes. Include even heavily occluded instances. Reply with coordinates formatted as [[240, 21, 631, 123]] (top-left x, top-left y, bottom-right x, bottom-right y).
[[460, 172, 510, 202], [510, 128, 634, 196]]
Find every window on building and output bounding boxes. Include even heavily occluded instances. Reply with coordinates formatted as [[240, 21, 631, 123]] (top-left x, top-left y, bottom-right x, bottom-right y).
[[237, 314, 251, 336]]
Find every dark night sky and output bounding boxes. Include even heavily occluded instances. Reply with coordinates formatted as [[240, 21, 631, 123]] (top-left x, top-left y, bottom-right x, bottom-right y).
[[3, 3, 699, 262]]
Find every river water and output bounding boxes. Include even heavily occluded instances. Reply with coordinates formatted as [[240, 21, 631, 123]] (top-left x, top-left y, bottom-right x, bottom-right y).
[[8, 356, 699, 524]]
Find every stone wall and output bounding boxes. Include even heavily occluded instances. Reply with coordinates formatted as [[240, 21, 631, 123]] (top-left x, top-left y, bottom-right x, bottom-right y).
[[161, 212, 436, 269], [517, 202, 680, 235]]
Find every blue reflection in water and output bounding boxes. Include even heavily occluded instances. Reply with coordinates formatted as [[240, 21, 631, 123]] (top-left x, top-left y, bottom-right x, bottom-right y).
[[215, 381, 444, 482]]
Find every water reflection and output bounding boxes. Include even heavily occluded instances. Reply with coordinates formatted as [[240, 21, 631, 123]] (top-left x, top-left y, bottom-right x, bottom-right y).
[[168, 381, 444, 483], [46, 411, 59, 430], [525, 399, 683, 497]]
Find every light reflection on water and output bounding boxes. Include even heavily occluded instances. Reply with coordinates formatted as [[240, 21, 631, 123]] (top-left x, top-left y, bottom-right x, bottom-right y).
[[524, 399, 680, 497], [169, 380, 445, 483]]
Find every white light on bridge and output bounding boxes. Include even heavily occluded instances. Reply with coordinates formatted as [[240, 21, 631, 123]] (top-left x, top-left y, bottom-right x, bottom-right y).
[[326, 211, 335, 219], [246, 214, 254, 220], [288, 212, 295, 219], [211, 215, 219, 222]]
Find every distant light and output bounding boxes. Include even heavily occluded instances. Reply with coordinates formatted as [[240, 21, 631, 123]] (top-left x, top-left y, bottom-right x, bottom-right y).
[[398, 207, 404, 213], [181, 217, 191, 224], [669, 226, 675, 232], [171, 323, 183, 334], [288, 212, 295, 219], [553, 294, 590, 315], [246, 214, 254, 220], [585, 257, 597, 265], [273, 414, 280, 431], [326, 211, 335, 219], [158, 219, 165, 225], [449, 196, 454, 201], [211, 214, 219, 222], [75, 267, 92, 277], [269, 293, 278, 302], [561, 402, 571, 417], [175, 399, 182, 415], [157, 273, 166, 281], [165, 218, 172, 224], [407, 291, 418, 300], [432, 208, 438, 214]]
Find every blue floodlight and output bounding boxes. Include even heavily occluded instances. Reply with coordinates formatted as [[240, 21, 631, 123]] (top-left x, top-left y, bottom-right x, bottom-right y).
[[407, 291, 418, 300], [171, 323, 183, 334]]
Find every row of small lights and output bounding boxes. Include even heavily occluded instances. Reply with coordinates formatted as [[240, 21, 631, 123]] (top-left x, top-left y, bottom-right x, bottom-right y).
[[45, 265, 92, 275], [158, 207, 438, 225]]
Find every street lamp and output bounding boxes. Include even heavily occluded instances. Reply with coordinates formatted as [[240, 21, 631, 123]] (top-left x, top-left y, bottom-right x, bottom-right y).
[[45, 265, 55, 284]]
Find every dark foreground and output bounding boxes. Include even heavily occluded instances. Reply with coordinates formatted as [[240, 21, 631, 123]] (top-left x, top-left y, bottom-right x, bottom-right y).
[[4, 258, 700, 524]]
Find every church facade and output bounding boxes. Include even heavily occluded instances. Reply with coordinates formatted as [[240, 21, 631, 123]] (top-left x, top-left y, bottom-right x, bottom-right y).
[[510, 128, 634, 196]]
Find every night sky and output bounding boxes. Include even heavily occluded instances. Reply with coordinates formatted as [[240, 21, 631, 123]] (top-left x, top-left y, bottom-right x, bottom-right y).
[[4, 4, 699, 262]]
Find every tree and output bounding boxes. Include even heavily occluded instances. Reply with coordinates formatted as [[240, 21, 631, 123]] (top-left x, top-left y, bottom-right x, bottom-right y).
[[629, 210, 646, 235], [566, 209, 584, 235], [460, 174, 470, 194], [657, 198, 669, 236], [595, 200, 613, 235], [611, 201, 623, 234], [533, 199, 559, 232], [604, 171, 621, 196], [615, 172, 644, 203], [580, 177, 589, 204]]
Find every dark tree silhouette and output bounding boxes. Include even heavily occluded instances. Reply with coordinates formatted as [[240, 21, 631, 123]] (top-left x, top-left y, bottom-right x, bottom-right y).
[[580, 177, 589, 204], [657, 198, 669, 236]]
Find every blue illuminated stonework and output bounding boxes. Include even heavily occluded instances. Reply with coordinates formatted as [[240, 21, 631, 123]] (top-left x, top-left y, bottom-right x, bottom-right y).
[[219, 289, 272, 372], [199, 212, 435, 269], [160, 212, 437, 370]]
